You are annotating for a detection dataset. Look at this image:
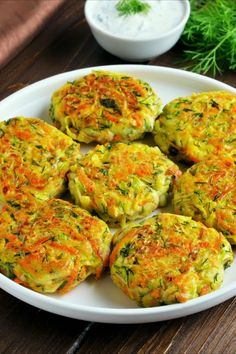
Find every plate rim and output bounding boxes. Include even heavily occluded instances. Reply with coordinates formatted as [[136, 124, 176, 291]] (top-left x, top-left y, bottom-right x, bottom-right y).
[[1, 273, 236, 323], [0, 64, 236, 107], [0, 64, 236, 323]]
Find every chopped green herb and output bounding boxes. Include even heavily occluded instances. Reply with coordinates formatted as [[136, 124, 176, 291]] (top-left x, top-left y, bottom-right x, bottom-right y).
[[100, 168, 108, 175], [0, 262, 15, 278], [58, 280, 68, 290], [100, 122, 112, 129], [7, 200, 21, 209], [183, 108, 193, 112], [224, 260, 232, 269], [116, 0, 151, 16], [106, 144, 112, 151], [210, 99, 219, 108], [120, 243, 132, 257], [201, 258, 208, 266], [116, 185, 128, 195], [226, 137, 236, 144], [5, 119, 12, 126], [213, 193, 221, 201], [49, 104, 56, 122], [100, 98, 121, 114], [155, 221, 162, 235], [194, 113, 203, 118]]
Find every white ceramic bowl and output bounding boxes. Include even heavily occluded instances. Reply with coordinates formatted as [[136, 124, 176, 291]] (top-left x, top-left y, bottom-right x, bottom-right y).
[[84, 0, 190, 62]]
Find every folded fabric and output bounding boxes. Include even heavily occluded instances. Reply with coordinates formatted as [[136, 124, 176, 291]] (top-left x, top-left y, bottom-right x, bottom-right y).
[[0, 0, 65, 69]]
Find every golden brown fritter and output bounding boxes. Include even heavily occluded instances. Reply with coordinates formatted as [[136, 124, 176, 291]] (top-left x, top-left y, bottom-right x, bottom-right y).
[[0, 194, 112, 294], [110, 213, 233, 307], [68, 142, 181, 226], [173, 156, 236, 244], [153, 91, 236, 163], [50, 70, 161, 143], [0, 117, 80, 201]]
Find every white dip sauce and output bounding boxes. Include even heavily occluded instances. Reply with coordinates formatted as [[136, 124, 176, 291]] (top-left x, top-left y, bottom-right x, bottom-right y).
[[91, 0, 185, 39]]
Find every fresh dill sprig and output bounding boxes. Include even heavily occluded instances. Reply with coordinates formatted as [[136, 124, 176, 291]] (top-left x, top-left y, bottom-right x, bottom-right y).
[[116, 0, 151, 16], [181, 0, 236, 76]]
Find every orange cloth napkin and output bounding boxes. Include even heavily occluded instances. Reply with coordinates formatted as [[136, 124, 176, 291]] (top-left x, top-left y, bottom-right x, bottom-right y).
[[0, 0, 65, 69]]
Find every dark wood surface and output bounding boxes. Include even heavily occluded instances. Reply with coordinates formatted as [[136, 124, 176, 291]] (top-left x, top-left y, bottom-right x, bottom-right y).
[[0, 1, 236, 353]]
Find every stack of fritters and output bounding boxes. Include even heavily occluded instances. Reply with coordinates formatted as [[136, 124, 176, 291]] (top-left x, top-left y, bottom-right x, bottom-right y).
[[152, 90, 236, 245], [0, 71, 235, 306], [108, 90, 236, 305]]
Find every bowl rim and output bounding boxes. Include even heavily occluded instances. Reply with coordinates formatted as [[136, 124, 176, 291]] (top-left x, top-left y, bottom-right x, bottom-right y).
[[84, 0, 190, 42]]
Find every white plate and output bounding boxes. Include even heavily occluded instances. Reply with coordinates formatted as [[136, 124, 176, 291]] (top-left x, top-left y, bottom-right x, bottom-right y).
[[0, 65, 236, 324]]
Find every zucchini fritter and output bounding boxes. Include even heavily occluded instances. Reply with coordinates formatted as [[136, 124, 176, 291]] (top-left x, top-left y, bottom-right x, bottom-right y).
[[153, 91, 236, 163], [0, 117, 80, 201], [0, 195, 112, 294], [68, 143, 181, 225], [50, 71, 161, 143], [110, 213, 233, 307], [173, 156, 236, 244]]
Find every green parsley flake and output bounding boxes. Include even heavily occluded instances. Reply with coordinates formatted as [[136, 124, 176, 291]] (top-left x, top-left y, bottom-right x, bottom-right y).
[[116, 0, 151, 16]]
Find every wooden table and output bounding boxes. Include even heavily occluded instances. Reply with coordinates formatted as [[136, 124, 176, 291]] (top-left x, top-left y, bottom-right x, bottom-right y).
[[0, 1, 236, 353]]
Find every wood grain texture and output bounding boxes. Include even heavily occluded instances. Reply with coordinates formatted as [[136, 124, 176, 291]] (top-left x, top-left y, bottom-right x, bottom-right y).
[[78, 299, 236, 354], [0, 0, 235, 353], [0, 290, 89, 354]]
